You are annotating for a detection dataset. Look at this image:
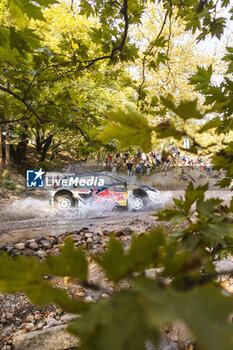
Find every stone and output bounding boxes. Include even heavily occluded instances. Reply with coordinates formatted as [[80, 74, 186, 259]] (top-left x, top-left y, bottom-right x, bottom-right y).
[[102, 293, 110, 298], [6, 312, 13, 319], [40, 240, 52, 249], [215, 259, 233, 282], [36, 250, 46, 259], [26, 315, 35, 323], [85, 232, 93, 238], [34, 313, 42, 321], [70, 234, 81, 242], [85, 295, 94, 302], [60, 314, 77, 323], [2, 325, 14, 337], [13, 325, 79, 350], [57, 235, 66, 244], [29, 242, 39, 250], [15, 243, 25, 250], [2, 345, 11, 350], [76, 290, 85, 297], [24, 322, 35, 331], [36, 322, 44, 330], [46, 316, 59, 327], [169, 321, 195, 345]]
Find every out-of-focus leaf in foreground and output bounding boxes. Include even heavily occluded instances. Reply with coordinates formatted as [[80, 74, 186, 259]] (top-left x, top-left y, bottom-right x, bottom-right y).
[[134, 278, 233, 350], [95, 228, 165, 282], [99, 108, 154, 153], [0, 239, 89, 313], [68, 290, 159, 350]]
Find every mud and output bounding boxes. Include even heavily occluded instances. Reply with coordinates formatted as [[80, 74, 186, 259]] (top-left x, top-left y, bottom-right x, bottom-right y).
[[0, 190, 232, 247]]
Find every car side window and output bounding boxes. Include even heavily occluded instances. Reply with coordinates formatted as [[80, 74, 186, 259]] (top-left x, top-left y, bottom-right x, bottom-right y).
[[111, 177, 125, 185], [97, 175, 113, 187]]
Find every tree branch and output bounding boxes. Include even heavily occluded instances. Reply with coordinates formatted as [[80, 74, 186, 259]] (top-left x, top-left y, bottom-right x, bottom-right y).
[[0, 85, 89, 142], [111, 0, 129, 58], [137, 5, 171, 110]]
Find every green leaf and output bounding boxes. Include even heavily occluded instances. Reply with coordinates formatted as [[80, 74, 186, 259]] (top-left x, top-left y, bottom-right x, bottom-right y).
[[8, 0, 57, 23], [209, 18, 226, 39], [27, 284, 89, 314], [0, 239, 89, 312], [189, 65, 213, 92], [68, 290, 159, 350], [79, 0, 94, 16], [135, 278, 233, 350], [154, 119, 185, 140], [151, 36, 167, 48], [170, 182, 208, 215], [156, 51, 170, 65], [198, 117, 221, 133], [197, 198, 223, 219], [99, 108, 154, 153], [161, 95, 204, 120], [95, 228, 165, 282], [42, 237, 88, 281]]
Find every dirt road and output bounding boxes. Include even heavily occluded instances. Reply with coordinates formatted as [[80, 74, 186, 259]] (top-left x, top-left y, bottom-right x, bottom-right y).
[[0, 190, 231, 247]]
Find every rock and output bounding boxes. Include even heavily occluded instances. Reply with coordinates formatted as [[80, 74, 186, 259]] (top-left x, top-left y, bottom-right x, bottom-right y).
[[2, 345, 11, 350], [26, 315, 35, 323], [24, 322, 35, 331], [85, 295, 94, 302], [169, 321, 195, 345], [34, 313, 42, 321], [85, 232, 93, 238], [60, 314, 77, 324], [29, 242, 39, 250], [70, 234, 81, 242], [15, 243, 25, 250], [76, 290, 86, 297], [86, 238, 93, 244], [13, 330, 25, 337], [57, 235, 66, 244], [46, 316, 59, 327], [40, 240, 52, 249], [36, 322, 44, 330], [146, 334, 179, 350], [2, 325, 14, 337], [102, 293, 110, 298], [215, 259, 233, 281], [36, 250, 46, 259], [12, 325, 79, 350], [6, 312, 13, 319]]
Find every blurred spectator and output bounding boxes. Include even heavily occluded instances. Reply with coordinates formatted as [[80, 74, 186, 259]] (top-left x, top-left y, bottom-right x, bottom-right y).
[[126, 159, 133, 176]]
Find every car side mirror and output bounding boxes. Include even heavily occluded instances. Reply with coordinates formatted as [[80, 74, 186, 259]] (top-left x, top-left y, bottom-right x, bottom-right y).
[[124, 181, 127, 187]]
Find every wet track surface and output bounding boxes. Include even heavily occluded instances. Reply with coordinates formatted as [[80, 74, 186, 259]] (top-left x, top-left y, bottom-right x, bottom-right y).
[[0, 190, 232, 246]]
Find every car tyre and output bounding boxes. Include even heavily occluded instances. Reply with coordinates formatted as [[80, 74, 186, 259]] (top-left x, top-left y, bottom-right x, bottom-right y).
[[130, 196, 145, 211], [56, 195, 74, 209]]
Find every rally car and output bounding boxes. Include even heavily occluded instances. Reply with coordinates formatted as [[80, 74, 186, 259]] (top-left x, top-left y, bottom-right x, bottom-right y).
[[50, 172, 162, 211]]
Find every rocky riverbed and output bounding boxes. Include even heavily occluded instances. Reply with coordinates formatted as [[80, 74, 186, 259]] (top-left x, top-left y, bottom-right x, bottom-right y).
[[0, 190, 232, 349], [0, 222, 162, 349]]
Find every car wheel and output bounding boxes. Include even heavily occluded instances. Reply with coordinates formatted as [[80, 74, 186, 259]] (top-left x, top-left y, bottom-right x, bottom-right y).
[[131, 196, 145, 211], [56, 195, 74, 209]]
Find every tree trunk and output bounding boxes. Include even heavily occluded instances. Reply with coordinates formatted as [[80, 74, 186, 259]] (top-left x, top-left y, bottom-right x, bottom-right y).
[[15, 130, 28, 164], [40, 135, 53, 162], [5, 123, 10, 170], [36, 131, 42, 153], [97, 152, 100, 164], [0, 125, 3, 169]]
